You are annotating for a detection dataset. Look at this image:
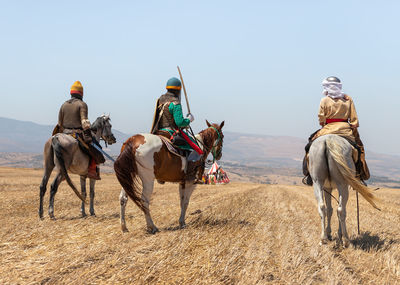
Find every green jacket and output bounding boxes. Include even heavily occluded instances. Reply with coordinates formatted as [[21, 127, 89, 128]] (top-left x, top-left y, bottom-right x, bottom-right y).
[[168, 102, 190, 128]]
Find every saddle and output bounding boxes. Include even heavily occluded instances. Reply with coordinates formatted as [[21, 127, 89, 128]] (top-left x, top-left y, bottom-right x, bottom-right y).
[[67, 132, 105, 164], [156, 131, 189, 158]]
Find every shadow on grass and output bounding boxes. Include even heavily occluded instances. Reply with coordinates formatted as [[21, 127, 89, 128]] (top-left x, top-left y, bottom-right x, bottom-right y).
[[164, 225, 182, 231], [351, 231, 398, 251]]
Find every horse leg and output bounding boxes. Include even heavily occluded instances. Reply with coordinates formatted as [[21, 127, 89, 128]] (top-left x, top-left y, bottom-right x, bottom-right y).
[[80, 176, 87, 217], [314, 183, 328, 245], [179, 182, 196, 228], [141, 178, 159, 234], [337, 184, 350, 248], [48, 173, 63, 220], [89, 178, 96, 216], [324, 187, 333, 241], [39, 165, 54, 219], [39, 140, 55, 219], [119, 189, 129, 232], [309, 142, 329, 245]]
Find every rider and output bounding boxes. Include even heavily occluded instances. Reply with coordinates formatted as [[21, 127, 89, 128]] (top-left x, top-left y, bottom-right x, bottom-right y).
[[152, 77, 202, 181], [56, 81, 104, 180], [303, 76, 370, 185]]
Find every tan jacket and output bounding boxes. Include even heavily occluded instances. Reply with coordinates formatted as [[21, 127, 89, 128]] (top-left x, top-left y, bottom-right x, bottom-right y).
[[316, 95, 358, 140], [58, 98, 91, 131]]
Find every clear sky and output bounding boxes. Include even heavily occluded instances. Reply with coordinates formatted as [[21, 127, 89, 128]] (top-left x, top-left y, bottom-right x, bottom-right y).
[[1, 1, 400, 154]]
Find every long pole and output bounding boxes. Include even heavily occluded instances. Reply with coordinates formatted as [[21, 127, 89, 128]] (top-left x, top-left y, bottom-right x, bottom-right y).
[[177, 66, 191, 114], [176, 66, 201, 147], [356, 191, 360, 235], [91, 142, 115, 163]]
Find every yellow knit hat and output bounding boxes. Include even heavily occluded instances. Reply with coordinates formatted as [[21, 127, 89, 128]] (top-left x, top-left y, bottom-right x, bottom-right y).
[[70, 81, 83, 96]]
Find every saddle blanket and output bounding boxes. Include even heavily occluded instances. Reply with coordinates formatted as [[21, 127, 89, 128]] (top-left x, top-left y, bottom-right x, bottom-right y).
[[158, 135, 188, 158]]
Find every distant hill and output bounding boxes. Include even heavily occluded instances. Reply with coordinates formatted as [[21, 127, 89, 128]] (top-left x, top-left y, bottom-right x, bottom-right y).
[[1, 117, 400, 184], [222, 132, 305, 168], [0, 117, 130, 154]]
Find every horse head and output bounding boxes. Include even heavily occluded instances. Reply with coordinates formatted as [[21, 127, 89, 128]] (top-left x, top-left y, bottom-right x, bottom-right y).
[[201, 120, 225, 160], [91, 114, 117, 145]]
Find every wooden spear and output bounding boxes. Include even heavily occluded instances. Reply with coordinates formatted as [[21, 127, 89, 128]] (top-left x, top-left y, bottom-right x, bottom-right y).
[[356, 191, 360, 235], [177, 66, 191, 114]]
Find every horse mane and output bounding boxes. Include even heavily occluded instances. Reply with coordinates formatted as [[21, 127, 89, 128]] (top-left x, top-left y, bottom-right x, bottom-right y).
[[91, 117, 102, 131], [199, 127, 216, 149], [91, 115, 109, 131]]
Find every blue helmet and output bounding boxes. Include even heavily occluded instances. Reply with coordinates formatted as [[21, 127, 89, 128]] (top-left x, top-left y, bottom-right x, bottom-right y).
[[166, 77, 182, 90]]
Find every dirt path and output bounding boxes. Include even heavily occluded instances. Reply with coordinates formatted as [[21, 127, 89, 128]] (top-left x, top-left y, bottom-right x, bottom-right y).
[[0, 168, 399, 284]]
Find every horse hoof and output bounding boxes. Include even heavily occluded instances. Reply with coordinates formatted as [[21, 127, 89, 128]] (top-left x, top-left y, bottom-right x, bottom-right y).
[[319, 238, 328, 245], [343, 239, 350, 248], [90, 212, 96, 217], [121, 226, 129, 233], [327, 235, 333, 241], [179, 223, 187, 229], [147, 227, 160, 234], [50, 216, 56, 221], [81, 213, 87, 218]]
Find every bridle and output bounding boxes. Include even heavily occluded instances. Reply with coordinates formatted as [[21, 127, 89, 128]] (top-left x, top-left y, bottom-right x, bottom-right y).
[[197, 126, 223, 162], [93, 116, 115, 147], [209, 126, 223, 161]]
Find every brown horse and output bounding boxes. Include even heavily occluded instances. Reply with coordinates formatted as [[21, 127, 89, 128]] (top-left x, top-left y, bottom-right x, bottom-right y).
[[114, 120, 224, 233], [39, 115, 116, 219]]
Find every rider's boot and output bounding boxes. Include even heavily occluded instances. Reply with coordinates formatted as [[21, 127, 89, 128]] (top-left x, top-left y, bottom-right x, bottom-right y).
[[302, 140, 314, 186], [88, 158, 101, 180], [353, 128, 370, 181], [185, 150, 202, 182]]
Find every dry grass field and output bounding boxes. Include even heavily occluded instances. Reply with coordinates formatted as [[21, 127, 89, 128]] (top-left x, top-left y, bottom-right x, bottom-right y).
[[1, 167, 400, 284]]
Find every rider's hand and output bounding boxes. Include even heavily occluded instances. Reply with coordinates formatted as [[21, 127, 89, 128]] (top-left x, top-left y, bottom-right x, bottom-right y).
[[186, 113, 194, 122]]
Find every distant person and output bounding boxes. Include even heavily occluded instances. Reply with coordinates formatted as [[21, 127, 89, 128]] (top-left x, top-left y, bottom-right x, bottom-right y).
[[302, 76, 370, 185], [54, 81, 104, 180], [150, 77, 202, 181]]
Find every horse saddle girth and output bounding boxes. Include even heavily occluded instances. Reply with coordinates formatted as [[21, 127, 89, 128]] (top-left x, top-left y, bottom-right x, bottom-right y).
[[157, 134, 188, 158]]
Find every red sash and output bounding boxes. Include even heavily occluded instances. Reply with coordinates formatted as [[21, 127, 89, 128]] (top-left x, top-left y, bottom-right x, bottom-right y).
[[179, 130, 204, 155], [326, 118, 348, 124]]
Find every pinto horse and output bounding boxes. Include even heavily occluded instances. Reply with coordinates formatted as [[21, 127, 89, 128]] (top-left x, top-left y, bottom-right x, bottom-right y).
[[39, 115, 116, 219], [114, 120, 224, 233], [308, 134, 378, 247]]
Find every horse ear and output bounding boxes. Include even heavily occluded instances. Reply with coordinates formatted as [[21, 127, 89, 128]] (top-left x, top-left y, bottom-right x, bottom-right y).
[[206, 120, 211, 127], [220, 121, 225, 129]]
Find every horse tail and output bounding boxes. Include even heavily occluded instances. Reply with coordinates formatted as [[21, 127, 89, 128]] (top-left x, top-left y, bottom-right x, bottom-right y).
[[325, 137, 379, 210], [52, 136, 85, 203], [114, 139, 146, 213]]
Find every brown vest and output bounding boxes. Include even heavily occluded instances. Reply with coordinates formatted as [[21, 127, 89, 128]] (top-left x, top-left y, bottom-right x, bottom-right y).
[[158, 92, 180, 130]]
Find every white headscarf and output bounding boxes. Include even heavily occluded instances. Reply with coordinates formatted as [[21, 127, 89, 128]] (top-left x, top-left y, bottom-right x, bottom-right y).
[[322, 79, 344, 99]]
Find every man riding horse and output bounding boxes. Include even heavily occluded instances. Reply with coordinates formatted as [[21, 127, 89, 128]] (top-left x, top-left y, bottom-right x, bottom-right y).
[[151, 77, 203, 181], [54, 81, 105, 180], [303, 76, 370, 185]]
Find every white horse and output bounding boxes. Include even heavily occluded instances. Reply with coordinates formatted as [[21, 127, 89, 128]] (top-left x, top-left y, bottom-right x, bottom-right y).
[[308, 134, 378, 247]]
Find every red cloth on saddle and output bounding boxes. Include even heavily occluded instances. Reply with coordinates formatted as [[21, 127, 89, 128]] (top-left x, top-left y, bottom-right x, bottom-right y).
[[326, 118, 348, 124], [179, 130, 204, 155]]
